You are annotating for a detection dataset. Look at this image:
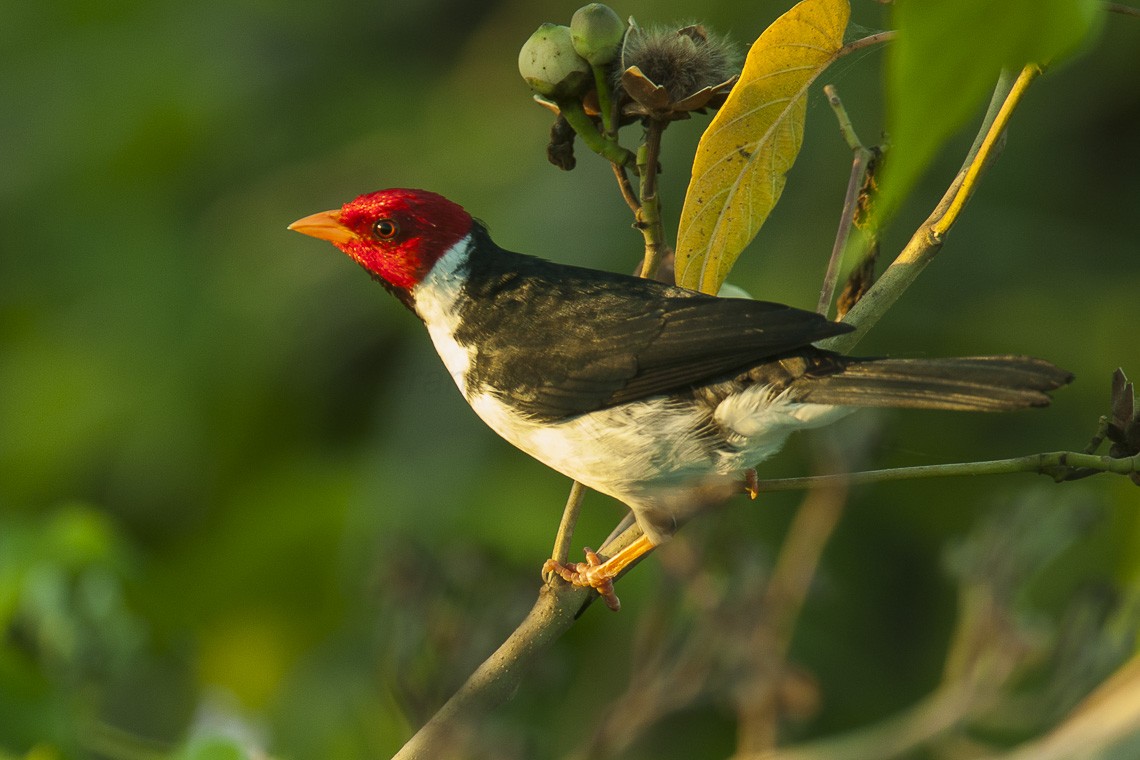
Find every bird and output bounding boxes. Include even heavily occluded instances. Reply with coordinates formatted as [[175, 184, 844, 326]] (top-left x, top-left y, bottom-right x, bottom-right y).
[[289, 188, 1072, 610]]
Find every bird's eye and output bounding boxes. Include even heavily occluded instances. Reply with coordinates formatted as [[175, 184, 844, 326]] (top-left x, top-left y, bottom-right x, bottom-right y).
[[371, 219, 398, 240]]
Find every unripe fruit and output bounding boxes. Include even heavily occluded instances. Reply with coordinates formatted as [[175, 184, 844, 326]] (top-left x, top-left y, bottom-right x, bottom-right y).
[[519, 23, 591, 100], [570, 3, 625, 66]]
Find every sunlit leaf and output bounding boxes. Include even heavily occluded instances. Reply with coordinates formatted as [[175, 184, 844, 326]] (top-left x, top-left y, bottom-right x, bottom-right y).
[[675, 0, 850, 294], [878, 0, 1102, 222]]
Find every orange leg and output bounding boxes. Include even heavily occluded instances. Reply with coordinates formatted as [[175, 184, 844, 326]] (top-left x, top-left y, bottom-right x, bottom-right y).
[[543, 534, 657, 612]]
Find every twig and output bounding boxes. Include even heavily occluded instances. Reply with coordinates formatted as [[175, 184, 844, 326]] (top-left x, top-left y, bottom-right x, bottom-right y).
[[817, 85, 873, 316], [394, 523, 645, 758], [752, 451, 1139, 493], [740, 680, 986, 760], [735, 454, 850, 753], [820, 68, 1025, 353], [1105, 2, 1140, 18], [931, 64, 1044, 239], [557, 98, 636, 168], [549, 480, 587, 567], [836, 30, 898, 59], [612, 162, 641, 214], [636, 118, 669, 279], [981, 653, 1140, 760]]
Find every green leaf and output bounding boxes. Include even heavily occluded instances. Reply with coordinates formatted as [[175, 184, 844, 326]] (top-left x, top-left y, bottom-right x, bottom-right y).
[[173, 737, 250, 760], [675, 0, 850, 294], [879, 0, 1102, 222]]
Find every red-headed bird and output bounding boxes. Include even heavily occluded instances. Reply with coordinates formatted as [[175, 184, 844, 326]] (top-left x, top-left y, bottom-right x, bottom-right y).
[[290, 188, 1071, 610]]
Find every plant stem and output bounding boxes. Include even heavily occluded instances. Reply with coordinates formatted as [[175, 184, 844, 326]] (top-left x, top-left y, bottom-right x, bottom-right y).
[[817, 84, 873, 316], [753, 451, 1139, 493], [1105, 3, 1140, 19], [394, 522, 645, 758], [558, 98, 635, 168], [820, 68, 1023, 354], [836, 30, 897, 59], [931, 64, 1043, 239], [735, 454, 850, 752], [612, 162, 640, 214], [549, 480, 586, 566], [592, 65, 616, 136], [636, 118, 669, 279]]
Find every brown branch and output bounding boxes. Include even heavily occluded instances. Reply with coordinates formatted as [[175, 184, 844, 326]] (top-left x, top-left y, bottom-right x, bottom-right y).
[[393, 523, 644, 758]]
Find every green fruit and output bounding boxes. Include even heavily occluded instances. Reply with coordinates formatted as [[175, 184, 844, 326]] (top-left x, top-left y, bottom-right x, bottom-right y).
[[518, 23, 591, 100], [570, 3, 625, 66]]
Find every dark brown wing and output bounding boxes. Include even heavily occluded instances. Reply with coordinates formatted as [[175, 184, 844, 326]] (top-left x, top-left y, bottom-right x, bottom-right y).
[[450, 237, 852, 422]]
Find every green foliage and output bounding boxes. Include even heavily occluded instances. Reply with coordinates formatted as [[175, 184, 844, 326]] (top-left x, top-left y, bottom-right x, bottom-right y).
[[172, 736, 250, 760], [879, 0, 1103, 221]]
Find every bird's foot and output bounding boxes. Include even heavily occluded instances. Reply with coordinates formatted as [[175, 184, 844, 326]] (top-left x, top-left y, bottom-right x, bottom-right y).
[[544, 548, 622, 611], [744, 468, 760, 499]]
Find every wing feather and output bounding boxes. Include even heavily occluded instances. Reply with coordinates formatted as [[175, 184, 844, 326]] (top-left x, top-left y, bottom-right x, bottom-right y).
[[451, 234, 851, 421]]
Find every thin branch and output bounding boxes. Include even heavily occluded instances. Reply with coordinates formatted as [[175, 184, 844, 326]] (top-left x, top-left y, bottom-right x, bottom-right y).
[[983, 653, 1140, 760], [735, 456, 850, 753], [549, 480, 587, 567], [1105, 2, 1140, 18], [612, 161, 641, 214], [817, 84, 873, 315], [394, 523, 645, 758], [820, 68, 1023, 353], [752, 451, 1139, 494], [836, 30, 897, 59], [557, 98, 636, 168], [636, 118, 670, 279], [742, 680, 986, 760], [931, 64, 1044, 239]]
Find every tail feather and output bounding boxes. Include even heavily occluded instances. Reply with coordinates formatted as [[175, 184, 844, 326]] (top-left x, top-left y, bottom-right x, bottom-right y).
[[792, 355, 1073, 411]]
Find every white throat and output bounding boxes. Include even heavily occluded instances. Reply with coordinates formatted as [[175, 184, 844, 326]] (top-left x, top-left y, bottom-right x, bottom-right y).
[[412, 234, 475, 395]]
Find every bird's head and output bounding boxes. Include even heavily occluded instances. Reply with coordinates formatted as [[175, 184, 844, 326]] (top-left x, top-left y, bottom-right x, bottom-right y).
[[289, 188, 473, 292]]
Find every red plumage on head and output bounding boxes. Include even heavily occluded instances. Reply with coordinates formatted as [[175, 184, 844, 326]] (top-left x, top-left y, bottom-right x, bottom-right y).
[[333, 188, 473, 291]]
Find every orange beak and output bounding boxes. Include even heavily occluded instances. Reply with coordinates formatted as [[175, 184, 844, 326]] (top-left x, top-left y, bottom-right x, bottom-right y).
[[288, 209, 358, 245]]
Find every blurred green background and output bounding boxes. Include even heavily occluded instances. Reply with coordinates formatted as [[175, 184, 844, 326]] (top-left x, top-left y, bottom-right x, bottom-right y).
[[2, 1, 1138, 758]]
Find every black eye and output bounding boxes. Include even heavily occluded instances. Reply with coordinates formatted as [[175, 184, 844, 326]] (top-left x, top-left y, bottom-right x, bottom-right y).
[[372, 219, 398, 240]]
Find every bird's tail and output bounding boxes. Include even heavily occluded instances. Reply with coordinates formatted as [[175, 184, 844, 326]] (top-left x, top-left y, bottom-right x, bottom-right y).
[[791, 355, 1073, 411]]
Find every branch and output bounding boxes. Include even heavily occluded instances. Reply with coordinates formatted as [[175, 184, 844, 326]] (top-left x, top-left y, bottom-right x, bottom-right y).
[[817, 84, 876, 316], [556, 98, 636, 168], [636, 118, 670, 279], [982, 653, 1140, 760], [1105, 3, 1140, 19], [836, 30, 897, 59], [394, 523, 645, 758], [931, 64, 1044, 239], [734, 444, 851, 753], [548, 480, 587, 566], [752, 451, 1139, 494], [820, 66, 1034, 353]]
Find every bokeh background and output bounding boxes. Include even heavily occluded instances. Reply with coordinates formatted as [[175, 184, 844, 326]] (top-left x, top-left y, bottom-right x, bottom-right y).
[[2, 1, 1138, 758]]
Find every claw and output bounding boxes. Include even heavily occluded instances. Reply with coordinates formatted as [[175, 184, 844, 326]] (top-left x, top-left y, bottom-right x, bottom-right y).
[[543, 548, 622, 611], [543, 535, 657, 611]]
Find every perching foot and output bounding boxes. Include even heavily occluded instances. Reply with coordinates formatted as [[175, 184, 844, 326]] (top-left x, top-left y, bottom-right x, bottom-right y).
[[543, 548, 622, 611]]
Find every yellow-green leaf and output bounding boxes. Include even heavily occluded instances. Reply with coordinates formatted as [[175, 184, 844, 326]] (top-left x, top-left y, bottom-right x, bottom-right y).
[[675, 0, 849, 294]]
